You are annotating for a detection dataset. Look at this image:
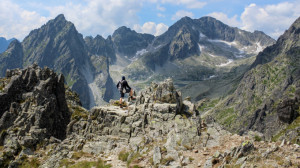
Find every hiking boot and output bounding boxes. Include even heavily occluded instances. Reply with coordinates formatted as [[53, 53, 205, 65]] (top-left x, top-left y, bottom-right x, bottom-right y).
[[120, 104, 123, 108]]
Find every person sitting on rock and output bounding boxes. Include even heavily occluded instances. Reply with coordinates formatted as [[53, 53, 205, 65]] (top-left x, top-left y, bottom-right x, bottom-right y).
[[116, 76, 135, 108]]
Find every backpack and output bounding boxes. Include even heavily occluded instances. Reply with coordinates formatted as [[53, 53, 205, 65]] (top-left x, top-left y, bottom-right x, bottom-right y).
[[118, 80, 125, 92]]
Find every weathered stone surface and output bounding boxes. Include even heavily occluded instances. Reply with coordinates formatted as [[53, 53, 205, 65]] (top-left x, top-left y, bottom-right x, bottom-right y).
[[0, 64, 71, 168], [153, 146, 161, 165]]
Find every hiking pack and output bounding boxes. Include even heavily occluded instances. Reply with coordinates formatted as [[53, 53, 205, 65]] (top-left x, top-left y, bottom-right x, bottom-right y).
[[118, 80, 131, 93], [118, 80, 124, 93]]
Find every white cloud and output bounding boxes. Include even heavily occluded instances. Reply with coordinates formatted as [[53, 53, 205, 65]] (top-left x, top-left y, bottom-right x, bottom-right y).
[[157, 13, 165, 18], [133, 22, 168, 36], [0, 0, 143, 40], [156, 4, 165, 11], [207, 1, 300, 39], [172, 10, 194, 20], [208, 12, 241, 27], [48, 0, 142, 38], [240, 1, 300, 39], [161, 0, 206, 9], [0, 0, 48, 40]]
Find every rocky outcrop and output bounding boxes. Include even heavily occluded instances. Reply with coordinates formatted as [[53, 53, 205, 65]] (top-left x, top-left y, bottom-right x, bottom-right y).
[[39, 79, 201, 167], [0, 64, 71, 167]]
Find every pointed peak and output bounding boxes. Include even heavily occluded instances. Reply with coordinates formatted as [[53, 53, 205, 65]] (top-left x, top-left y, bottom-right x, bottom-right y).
[[54, 14, 66, 21]]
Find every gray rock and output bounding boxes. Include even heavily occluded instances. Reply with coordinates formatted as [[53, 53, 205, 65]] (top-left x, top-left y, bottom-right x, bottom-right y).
[[204, 157, 213, 168], [236, 156, 247, 165], [182, 156, 191, 166], [153, 146, 162, 165], [82, 141, 107, 155]]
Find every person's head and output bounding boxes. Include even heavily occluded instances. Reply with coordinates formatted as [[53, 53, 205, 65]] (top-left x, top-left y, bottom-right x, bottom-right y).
[[122, 76, 125, 80]]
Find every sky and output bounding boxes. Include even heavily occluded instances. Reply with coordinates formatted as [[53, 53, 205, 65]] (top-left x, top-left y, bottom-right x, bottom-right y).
[[0, 0, 299, 41]]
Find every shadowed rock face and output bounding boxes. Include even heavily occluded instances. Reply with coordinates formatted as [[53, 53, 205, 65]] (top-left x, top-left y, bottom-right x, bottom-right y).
[[0, 64, 70, 150]]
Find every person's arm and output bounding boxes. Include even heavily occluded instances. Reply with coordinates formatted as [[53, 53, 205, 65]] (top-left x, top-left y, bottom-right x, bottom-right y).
[[116, 81, 119, 88], [125, 81, 131, 89]]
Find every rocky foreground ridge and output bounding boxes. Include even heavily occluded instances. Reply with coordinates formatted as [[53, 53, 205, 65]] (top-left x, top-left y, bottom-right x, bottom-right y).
[[0, 65, 299, 168]]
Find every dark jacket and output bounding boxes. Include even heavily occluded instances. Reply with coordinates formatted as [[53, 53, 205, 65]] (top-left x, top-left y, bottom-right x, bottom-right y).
[[116, 80, 131, 91]]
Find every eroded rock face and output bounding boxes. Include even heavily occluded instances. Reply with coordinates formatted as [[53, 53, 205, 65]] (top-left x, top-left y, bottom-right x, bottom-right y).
[[0, 64, 70, 158]]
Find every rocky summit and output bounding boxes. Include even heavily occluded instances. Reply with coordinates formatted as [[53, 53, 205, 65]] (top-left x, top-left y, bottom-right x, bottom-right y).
[[0, 65, 299, 168]]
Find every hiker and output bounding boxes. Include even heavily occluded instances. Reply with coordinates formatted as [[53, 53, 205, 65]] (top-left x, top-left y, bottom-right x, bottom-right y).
[[116, 76, 135, 108]]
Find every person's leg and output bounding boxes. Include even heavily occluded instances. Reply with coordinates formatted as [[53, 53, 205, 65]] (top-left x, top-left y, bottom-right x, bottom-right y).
[[130, 89, 136, 100], [120, 92, 124, 108], [130, 89, 133, 97]]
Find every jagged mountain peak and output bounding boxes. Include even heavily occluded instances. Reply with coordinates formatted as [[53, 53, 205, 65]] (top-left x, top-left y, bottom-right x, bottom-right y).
[[252, 16, 300, 68], [54, 13, 66, 21], [112, 26, 135, 36], [111, 26, 154, 57], [7, 39, 21, 49], [0, 37, 16, 53]]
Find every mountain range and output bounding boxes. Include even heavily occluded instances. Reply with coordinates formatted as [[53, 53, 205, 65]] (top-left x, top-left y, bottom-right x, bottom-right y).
[[208, 17, 300, 142], [0, 14, 276, 109]]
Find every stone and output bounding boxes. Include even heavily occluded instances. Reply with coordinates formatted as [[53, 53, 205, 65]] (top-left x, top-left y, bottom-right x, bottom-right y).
[[214, 151, 221, 158], [236, 156, 247, 165], [182, 156, 191, 166], [280, 139, 285, 147], [204, 157, 213, 168], [82, 141, 107, 155], [153, 146, 162, 165]]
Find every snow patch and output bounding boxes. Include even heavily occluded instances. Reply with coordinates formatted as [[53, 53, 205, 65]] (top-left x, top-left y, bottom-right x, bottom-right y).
[[217, 59, 233, 67], [198, 44, 206, 52], [208, 53, 216, 57], [209, 75, 217, 79], [208, 39, 237, 48], [136, 49, 148, 56], [130, 49, 148, 61], [155, 45, 162, 50], [199, 32, 206, 38], [255, 42, 263, 53]]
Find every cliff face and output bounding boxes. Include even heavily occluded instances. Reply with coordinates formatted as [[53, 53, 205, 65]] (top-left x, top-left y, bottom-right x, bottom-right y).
[[209, 17, 300, 141]]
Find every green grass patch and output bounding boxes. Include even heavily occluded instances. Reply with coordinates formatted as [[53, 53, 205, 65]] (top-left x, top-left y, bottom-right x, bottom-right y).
[[112, 100, 127, 107], [216, 107, 236, 127], [71, 151, 92, 160], [161, 157, 175, 165], [70, 105, 88, 120], [19, 157, 40, 168], [59, 159, 111, 168], [197, 99, 219, 112], [118, 150, 129, 162], [254, 135, 262, 142], [127, 152, 141, 167]]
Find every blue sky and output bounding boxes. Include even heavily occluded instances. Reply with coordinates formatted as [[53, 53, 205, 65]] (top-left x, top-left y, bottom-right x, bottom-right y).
[[0, 0, 299, 40]]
